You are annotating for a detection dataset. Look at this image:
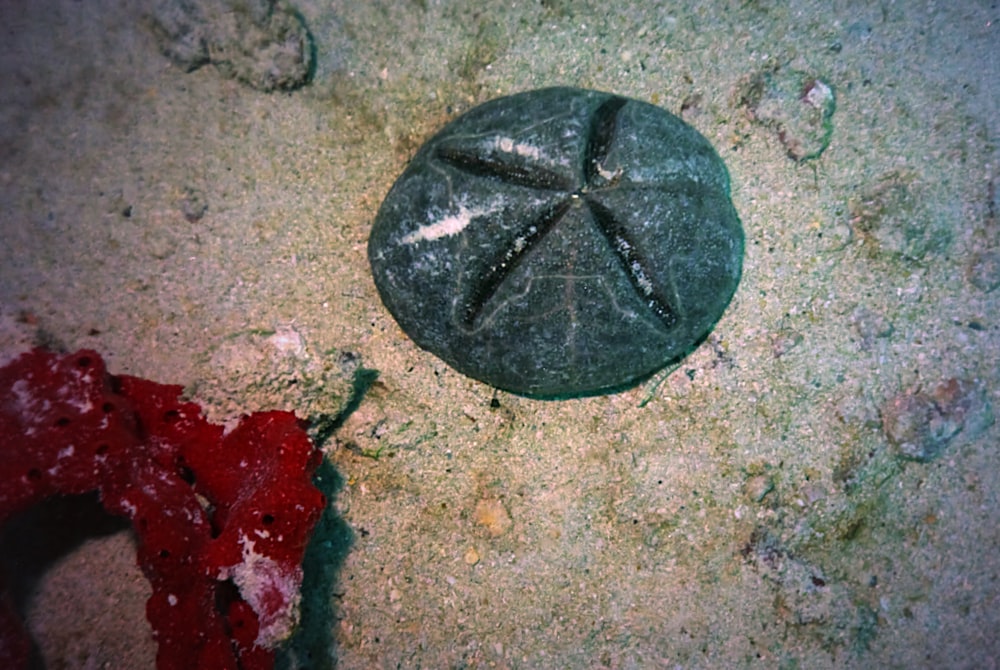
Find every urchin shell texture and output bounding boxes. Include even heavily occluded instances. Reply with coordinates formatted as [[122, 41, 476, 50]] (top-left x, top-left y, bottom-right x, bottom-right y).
[[369, 87, 744, 398]]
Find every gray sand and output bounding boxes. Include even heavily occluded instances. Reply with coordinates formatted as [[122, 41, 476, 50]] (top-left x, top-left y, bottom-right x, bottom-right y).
[[1, 1, 998, 668]]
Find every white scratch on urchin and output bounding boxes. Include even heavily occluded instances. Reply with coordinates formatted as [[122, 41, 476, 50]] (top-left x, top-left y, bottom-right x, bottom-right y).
[[401, 202, 502, 244], [492, 136, 543, 161]]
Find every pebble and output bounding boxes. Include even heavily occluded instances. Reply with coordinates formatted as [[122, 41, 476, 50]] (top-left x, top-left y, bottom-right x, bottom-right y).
[[881, 378, 994, 461], [463, 546, 481, 566], [745, 474, 775, 503], [851, 306, 894, 350], [847, 171, 950, 261], [736, 68, 836, 161], [966, 250, 1000, 292], [148, 0, 313, 91]]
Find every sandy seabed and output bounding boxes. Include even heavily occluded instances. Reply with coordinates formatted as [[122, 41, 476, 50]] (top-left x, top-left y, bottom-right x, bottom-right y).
[[1, 1, 998, 668]]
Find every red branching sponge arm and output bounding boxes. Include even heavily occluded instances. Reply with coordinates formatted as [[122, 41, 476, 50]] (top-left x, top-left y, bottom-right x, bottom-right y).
[[0, 348, 326, 670]]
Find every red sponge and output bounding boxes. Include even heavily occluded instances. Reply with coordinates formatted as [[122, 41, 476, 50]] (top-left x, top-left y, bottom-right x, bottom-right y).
[[0, 348, 325, 670]]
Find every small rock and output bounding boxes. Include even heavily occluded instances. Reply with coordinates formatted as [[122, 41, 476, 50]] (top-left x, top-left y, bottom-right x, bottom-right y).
[[882, 393, 954, 461], [966, 250, 1000, 292], [191, 325, 360, 438], [881, 378, 994, 461], [736, 68, 836, 162], [931, 378, 994, 439], [148, 0, 314, 91], [463, 546, 480, 566], [745, 474, 774, 503], [679, 92, 704, 119], [179, 185, 208, 222], [848, 171, 951, 261], [851, 306, 893, 350], [770, 328, 804, 358], [473, 499, 512, 537]]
